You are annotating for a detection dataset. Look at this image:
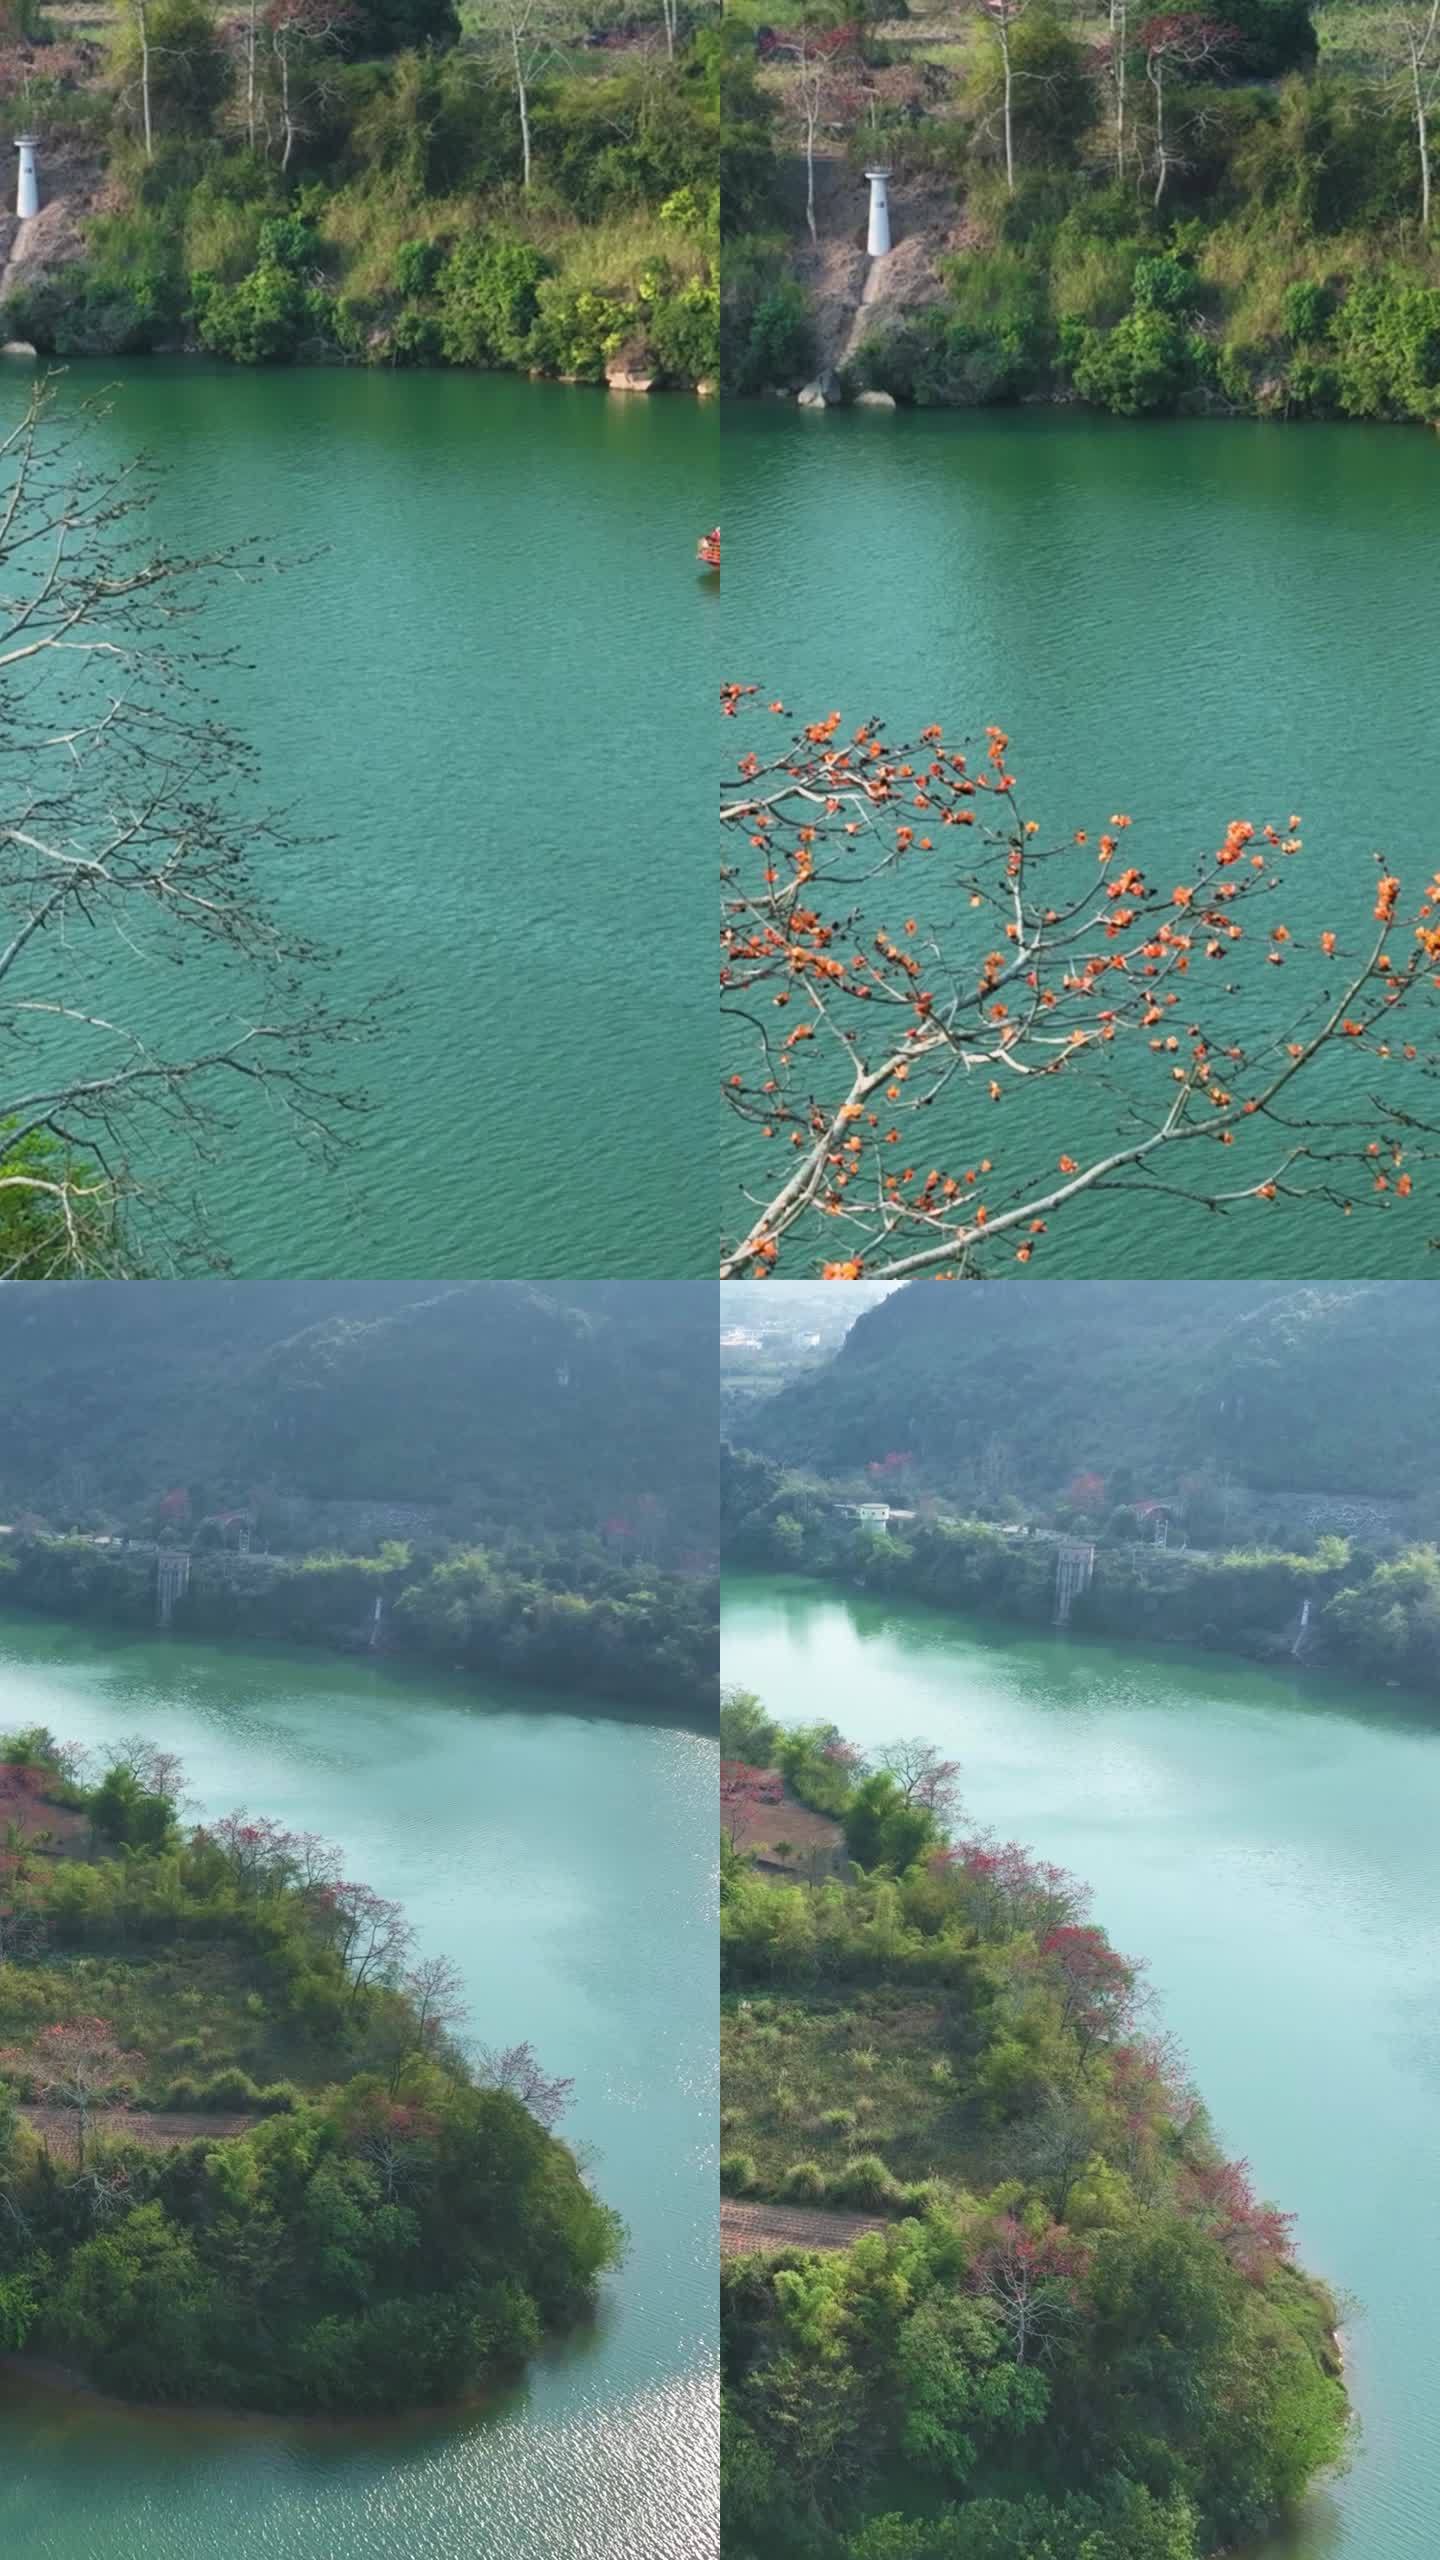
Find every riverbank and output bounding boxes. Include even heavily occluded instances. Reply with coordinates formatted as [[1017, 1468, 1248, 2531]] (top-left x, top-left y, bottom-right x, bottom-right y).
[[0, 1533, 716, 1717], [722, 10, 1440, 424], [721, 1484, 1440, 1708], [3, 22, 716, 384]]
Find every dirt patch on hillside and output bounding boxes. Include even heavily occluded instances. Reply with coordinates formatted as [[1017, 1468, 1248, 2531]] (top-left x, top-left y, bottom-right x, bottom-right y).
[[780, 145, 977, 376], [722, 2197, 891, 2256], [722, 1773, 846, 1878], [0, 1765, 89, 1870], [20, 2105, 253, 2160]]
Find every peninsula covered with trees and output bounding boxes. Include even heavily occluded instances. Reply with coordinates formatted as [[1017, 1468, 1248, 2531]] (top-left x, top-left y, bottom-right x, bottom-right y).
[[720, 1698, 1348, 2558], [721, 0, 1440, 420], [0, 1281, 718, 1713], [0, 1725, 619, 2409], [1, 0, 718, 381], [724, 1280, 1440, 1693]]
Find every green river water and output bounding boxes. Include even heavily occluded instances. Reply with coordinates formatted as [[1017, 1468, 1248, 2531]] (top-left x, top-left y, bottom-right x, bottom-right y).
[[720, 407, 1440, 1279], [723, 1570, 1440, 2560], [0, 362, 715, 1279], [0, 1610, 718, 2560]]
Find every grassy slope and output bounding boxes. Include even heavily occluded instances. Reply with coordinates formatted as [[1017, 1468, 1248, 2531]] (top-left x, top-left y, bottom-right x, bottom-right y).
[[723, 1984, 997, 2198]]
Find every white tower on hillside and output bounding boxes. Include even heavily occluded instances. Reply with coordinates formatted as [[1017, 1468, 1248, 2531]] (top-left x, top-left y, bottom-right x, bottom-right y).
[[15, 136, 38, 222], [865, 167, 892, 258]]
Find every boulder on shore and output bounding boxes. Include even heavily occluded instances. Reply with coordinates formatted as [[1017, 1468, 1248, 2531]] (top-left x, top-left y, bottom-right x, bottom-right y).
[[797, 369, 843, 408], [605, 341, 657, 392], [854, 388, 896, 409]]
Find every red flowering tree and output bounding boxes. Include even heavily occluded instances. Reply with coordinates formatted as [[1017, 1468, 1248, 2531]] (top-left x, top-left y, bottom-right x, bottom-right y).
[[1039, 1923, 1143, 2058], [935, 1832, 1092, 1941], [1180, 2154, 1296, 2279], [969, 2215, 1090, 2362], [343, 2088, 442, 2197], [721, 687, 1440, 1277]]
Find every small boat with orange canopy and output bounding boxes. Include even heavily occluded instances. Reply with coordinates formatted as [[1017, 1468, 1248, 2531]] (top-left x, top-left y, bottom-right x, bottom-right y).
[[697, 527, 720, 573]]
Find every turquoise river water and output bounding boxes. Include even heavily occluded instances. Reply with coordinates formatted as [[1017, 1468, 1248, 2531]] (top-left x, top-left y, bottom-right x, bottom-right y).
[[0, 363, 715, 1278], [721, 408, 1440, 1278]]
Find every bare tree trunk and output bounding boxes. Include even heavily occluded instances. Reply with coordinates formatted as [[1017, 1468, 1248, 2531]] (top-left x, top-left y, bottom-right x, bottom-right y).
[[999, 12, 1015, 192], [280, 39, 295, 170], [136, 0, 153, 160], [1111, 0, 1127, 176], [512, 24, 532, 187], [804, 97, 818, 241], [1149, 48, 1167, 206], [246, 0, 258, 150], [1413, 42, 1433, 225]]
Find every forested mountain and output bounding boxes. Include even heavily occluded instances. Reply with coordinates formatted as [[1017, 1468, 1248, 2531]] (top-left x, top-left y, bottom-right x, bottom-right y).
[[0, 1283, 717, 1712], [0, 1281, 715, 1554], [740, 1281, 1438, 1503]]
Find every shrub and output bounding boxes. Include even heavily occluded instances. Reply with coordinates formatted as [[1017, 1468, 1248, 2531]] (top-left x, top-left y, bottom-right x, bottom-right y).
[[1070, 309, 1195, 415], [780, 2159, 828, 2201], [1282, 278, 1332, 343], [526, 281, 631, 380], [395, 237, 445, 299], [192, 260, 331, 364], [744, 282, 813, 390], [721, 2152, 758, 2195], [828, 2153, 907, 2209], [435, 237, 553, 368], [196, 2068, 262, 2109], [1132, 254, 1198, 317], [647, 275, 720, 385], [1332, 279, 1440, 420]]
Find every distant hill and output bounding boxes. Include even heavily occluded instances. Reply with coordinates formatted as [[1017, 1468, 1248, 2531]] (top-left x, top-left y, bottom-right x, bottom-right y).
[[738, 1280, 1440, 1502], [0, 1282, 715, 1557]]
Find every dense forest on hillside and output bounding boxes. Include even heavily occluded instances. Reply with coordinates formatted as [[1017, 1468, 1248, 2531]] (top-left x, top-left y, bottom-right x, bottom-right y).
[[0, 1282, 717, 1713], [1, 1529, 716, 1706], [722, 0, 1440, 422], [0, 1728, 620, 2409], [720, 1706, 1347, 2559], [740, 1281, 1439, 1503], [3, 0, 717, 381], [724, 1282, 1440, 1691], [0, 1281, 714, 1545]]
